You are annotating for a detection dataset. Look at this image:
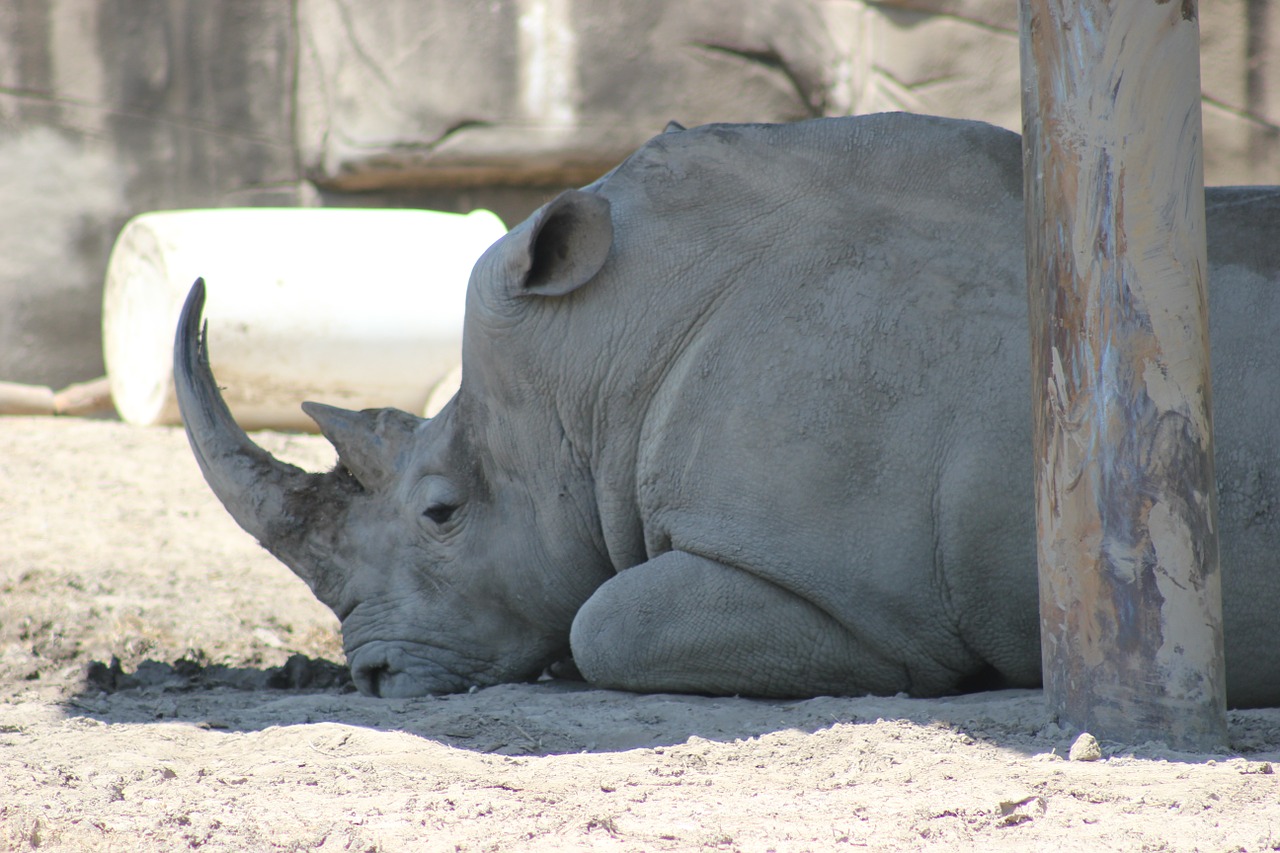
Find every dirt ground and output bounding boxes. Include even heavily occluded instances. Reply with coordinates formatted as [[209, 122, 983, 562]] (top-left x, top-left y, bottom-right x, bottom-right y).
[[3, 415, 1280, 852]]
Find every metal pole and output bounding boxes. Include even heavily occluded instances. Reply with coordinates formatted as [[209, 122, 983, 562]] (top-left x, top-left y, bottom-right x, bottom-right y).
[[1020, 0, 1227, 749]]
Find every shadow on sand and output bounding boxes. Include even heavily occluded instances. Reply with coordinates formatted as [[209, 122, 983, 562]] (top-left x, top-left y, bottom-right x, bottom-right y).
[[59, 653, 1280, 763]]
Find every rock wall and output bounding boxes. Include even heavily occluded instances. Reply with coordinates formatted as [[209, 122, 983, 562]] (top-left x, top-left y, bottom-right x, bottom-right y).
[[0, 1, 298, 389], [296, 0, 831, 191], [1, 0, 1276, 389], [854, 0, 1280, 189]]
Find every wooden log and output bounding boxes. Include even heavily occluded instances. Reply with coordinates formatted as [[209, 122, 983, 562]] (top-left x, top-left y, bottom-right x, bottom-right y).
[[53, 377, 116, 417], [1020, 0, 1227, 749], [0, 382, 56, 416]]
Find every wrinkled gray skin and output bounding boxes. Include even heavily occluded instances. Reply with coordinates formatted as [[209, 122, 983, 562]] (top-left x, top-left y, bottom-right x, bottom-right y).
[[174, 112, 1280, 707]]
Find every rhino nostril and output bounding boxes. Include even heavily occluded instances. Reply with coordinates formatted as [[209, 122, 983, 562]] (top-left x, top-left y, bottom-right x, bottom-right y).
[[357, 662, 390, 697]]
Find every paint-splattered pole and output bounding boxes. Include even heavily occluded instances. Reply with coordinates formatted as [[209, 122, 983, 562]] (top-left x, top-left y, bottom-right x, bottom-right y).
[[1019, 0, 1227, 750]]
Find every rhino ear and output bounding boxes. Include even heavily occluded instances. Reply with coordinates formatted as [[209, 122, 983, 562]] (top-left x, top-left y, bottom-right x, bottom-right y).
[[515, 190, 613, 298], [301, 402, 421, 491], [663, 120, 686, 133]]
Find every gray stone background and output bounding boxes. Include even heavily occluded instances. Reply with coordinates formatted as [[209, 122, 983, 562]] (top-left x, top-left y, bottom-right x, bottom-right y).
[[2, 0, 1276, 390]]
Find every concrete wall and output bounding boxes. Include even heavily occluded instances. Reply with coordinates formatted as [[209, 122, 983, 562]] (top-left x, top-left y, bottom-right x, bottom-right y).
[[851, 0, 1280, 188], [0, 1, 299, 388], [2, 0, 1276, 390]]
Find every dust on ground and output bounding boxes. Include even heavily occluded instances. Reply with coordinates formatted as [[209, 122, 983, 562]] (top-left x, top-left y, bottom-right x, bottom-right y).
[[3, 416, 1280, 852]]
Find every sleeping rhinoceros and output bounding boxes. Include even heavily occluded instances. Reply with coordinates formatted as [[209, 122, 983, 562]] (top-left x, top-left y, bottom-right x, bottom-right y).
[[174, 112, 1280, 706]]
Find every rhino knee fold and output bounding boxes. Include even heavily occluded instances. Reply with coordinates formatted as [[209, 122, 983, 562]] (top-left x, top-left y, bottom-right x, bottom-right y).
[[568, 581, 672, 691], [567, 594, 621, 687]]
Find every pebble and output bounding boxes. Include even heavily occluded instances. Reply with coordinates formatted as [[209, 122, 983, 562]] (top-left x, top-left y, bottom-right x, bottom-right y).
[[1068, 732, 1103, 762], [998, 795, 1047, 826]]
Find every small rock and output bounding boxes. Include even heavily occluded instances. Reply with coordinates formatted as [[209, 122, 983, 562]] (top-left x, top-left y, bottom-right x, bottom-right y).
[[998, 795, 1047, 825], [1068, 732, 1103, 762], [84, 657, 130, 692], [253, 627, 286, 649], [1242, 761, 1274, 775]]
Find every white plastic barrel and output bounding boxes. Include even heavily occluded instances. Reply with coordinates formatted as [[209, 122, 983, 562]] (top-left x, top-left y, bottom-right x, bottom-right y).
[[102, 207, 506, 431]]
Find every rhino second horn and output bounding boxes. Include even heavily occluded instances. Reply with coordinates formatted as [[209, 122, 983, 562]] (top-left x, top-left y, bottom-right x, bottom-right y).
[[172, 279, 353, 604], [301, 401, 421, 492]]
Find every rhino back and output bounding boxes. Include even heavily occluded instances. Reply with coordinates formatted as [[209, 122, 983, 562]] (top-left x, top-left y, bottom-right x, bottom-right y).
[[586, 115, 1280, 701], [586, 114, 1042, 692]]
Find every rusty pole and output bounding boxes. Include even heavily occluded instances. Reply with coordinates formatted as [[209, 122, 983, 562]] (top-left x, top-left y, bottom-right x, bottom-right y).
[[1019, 0, 1227, 749]]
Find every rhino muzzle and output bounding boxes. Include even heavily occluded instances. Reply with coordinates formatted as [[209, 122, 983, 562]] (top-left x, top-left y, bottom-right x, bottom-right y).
[[346, 642, 478, 698]]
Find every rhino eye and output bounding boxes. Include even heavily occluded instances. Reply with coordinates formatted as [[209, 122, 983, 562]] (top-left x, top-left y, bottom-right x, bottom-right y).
[[423, 503, 457, 525]]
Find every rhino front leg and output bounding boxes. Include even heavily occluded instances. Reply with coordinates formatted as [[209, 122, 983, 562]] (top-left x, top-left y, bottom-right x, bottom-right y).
[[569, 551, 912, 698]]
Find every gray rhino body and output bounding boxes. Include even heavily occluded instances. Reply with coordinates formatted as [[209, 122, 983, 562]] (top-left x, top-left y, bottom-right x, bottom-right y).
[[175, 112, 1280, 707]]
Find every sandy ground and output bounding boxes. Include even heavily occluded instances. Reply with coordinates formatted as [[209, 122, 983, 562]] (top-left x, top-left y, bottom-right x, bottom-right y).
[[3, 415, 1280, 852]]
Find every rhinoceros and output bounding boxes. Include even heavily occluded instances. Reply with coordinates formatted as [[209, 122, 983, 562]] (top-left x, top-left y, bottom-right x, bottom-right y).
[[174, 111, 1280, 706]]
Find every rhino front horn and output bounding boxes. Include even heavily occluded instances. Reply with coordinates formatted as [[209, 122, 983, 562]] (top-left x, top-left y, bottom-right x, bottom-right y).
[[172, 279, 356, 606]]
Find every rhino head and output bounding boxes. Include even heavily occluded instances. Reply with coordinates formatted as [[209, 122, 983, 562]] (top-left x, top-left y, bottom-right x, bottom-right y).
[[174, 191, 618, 697]]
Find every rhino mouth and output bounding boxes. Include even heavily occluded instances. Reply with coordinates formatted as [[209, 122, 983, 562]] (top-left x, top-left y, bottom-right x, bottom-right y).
[[346, 641, 491, 698]]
